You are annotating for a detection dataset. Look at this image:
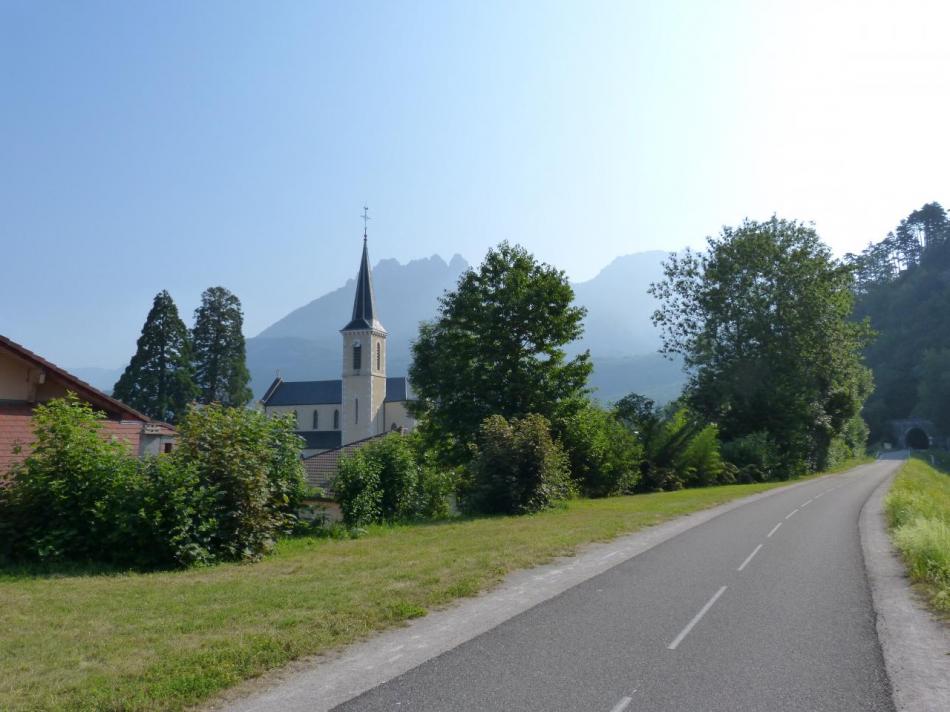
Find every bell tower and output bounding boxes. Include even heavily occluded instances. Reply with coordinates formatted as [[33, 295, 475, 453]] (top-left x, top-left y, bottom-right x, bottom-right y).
[[341, 209, 387, 444]]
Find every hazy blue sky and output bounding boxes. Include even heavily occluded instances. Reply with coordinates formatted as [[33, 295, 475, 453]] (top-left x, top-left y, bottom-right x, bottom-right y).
[[2, 1, 949, 369]]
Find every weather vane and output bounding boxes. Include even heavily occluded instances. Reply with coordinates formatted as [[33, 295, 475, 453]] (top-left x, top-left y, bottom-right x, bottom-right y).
[[361, 205, 370, 239]]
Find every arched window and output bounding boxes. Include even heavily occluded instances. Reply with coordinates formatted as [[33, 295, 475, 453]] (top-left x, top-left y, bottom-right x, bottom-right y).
[[376, 342, 381, 370], [312, 410, 319, 430], [333, 409, 340, 430], [353, 342, 362, 370], [355, 398, 359, 424]]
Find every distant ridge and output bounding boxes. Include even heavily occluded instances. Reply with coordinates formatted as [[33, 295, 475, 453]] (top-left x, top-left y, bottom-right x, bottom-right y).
[[243, 249, 685, 405]]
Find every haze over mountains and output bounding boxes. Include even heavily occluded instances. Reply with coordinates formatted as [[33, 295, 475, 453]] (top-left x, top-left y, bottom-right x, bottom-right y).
[[73, 251, 686, 405], [246, 250, 685, 405]]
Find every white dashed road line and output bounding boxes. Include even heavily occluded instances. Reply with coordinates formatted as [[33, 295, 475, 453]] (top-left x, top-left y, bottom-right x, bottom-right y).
[[668, 586, 728, 650], [767, 522, 782, 538], [609, 696, 632, 712], [785, 508, 799, 519], [737, 544, 763, 572]]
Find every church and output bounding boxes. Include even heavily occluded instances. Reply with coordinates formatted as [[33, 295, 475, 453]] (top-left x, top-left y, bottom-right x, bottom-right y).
[[259, 231, 416, 458]]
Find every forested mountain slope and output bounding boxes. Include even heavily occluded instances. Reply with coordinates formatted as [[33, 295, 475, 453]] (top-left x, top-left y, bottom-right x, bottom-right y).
[[849, 202, 950, 439]]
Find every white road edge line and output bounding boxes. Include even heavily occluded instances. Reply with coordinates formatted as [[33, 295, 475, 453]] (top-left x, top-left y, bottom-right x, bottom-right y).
[[767, 522, 782, 538], [609, 696, 632, 712], [785, 508, 799, 519], [737, 544, 764, 572], [667, 586, 728, 650]]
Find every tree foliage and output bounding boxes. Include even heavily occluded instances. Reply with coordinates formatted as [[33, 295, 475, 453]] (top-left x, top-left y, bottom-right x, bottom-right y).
[[916, 348, 950, 435], [650, 218, 873, 474], [556, 401, 641, 497], [463, 414, 573, 515], [173, 404, 306, 560], [113, 290, 197, 423], [334, 433, 455, 528], [0, 395, 305, 567], [192, 286, 252, 407], [849, 202, 950, 440], [409, 242, 591, 464]]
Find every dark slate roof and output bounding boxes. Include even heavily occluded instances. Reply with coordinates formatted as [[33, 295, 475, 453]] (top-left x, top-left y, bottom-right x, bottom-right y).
[[262, 379, 342, 406], [342, 238, 386, 332], [296, 430, 343, 451], [384, 376, 412, 402]]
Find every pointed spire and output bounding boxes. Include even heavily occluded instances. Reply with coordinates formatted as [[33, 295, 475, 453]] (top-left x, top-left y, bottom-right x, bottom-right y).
[[342, 217, 385, 333]]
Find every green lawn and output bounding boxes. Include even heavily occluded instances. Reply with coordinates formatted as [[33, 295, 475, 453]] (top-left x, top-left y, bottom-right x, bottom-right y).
[[1, 464, 864, 711], [885, 453, 950, 616]]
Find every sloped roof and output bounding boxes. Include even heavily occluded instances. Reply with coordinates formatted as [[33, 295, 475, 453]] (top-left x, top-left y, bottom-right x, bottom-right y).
[[342, 237, 386, 332], [0, 334, 152, 422], [296, 430, 343, 451], [384, 376, 412, 402], [261, 377, 412, 406], [262, 379, 342, 406]]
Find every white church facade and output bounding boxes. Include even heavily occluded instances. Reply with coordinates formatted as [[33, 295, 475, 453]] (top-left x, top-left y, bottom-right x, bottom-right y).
[[260, 234, 416, 458]]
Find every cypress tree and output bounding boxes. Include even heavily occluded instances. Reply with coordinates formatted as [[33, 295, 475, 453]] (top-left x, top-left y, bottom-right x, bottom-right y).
[[113, 290, 197, 422], [191, 286, 252, 407]]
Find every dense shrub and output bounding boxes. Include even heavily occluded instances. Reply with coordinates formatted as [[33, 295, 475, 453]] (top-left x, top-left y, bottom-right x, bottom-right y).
[[721, 431, 781, 482], [463, 414, 573, 515], [0, 395, 209, 566], [173, 403, 306, 560], [334, 433, 455, 528], [557, 402, 641, 497], [0, 395, 305, 568], [675, 421, 730, 487]]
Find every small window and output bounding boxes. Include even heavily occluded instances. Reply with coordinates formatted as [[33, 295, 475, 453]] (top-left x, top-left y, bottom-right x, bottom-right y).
[[355, 398, 359, 424], [333, 409, 340, 430], [353, 343, 362, 370], [376, 342, 381, 370], [163, 442, 173, 454], [312, 410, 319, 430]]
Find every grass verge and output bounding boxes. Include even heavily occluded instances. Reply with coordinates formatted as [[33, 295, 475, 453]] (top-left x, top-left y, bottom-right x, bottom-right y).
[[884, 453, 950, 616], [1, 460, 865, 711]]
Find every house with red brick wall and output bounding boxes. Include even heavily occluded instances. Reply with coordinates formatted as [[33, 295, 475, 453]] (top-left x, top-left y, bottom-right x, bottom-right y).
[[0, 334, 176, 475]]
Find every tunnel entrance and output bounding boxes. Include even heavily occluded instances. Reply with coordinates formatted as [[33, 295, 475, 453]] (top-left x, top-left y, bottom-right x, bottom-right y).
[[905, 427, 930, 449]]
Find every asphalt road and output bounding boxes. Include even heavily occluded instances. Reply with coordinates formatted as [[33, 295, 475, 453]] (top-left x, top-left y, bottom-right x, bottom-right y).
[[335, 457, 902, 712]]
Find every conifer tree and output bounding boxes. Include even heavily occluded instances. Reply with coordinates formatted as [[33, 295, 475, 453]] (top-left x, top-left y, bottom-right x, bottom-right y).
[[191, 286, 252, 407], [113, 290, 197, 422]]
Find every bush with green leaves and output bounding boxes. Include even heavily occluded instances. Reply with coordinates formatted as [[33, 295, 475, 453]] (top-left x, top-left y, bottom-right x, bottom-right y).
[[172, 403, 306, 560], [0, 395, 305, 567], [0, 395, 212, 566], [464, 414, 573, 515], [556, 402, 641, 497], [721, 431, 780, 482], [334, 433, 455, 528], [675, 420, 729, 488]]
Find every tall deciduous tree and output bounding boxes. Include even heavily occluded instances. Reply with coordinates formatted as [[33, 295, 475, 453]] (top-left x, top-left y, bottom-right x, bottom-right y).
[[113, 290, 196, 422], [191, 286, 252, 407], [409, 241, 592, 464], [650, 217, 873, 474]]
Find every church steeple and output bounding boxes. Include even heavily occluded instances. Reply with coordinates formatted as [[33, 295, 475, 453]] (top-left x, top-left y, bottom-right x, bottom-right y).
[[342, 218, 385, 333], [341, 207, 388, 445]]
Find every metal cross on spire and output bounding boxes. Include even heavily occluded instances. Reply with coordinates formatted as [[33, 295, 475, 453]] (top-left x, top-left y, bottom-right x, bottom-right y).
[[361, 205, 370, 239]]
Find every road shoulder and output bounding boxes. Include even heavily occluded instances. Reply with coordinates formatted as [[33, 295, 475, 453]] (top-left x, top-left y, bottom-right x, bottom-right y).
[[860, 465, 950, 711]]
